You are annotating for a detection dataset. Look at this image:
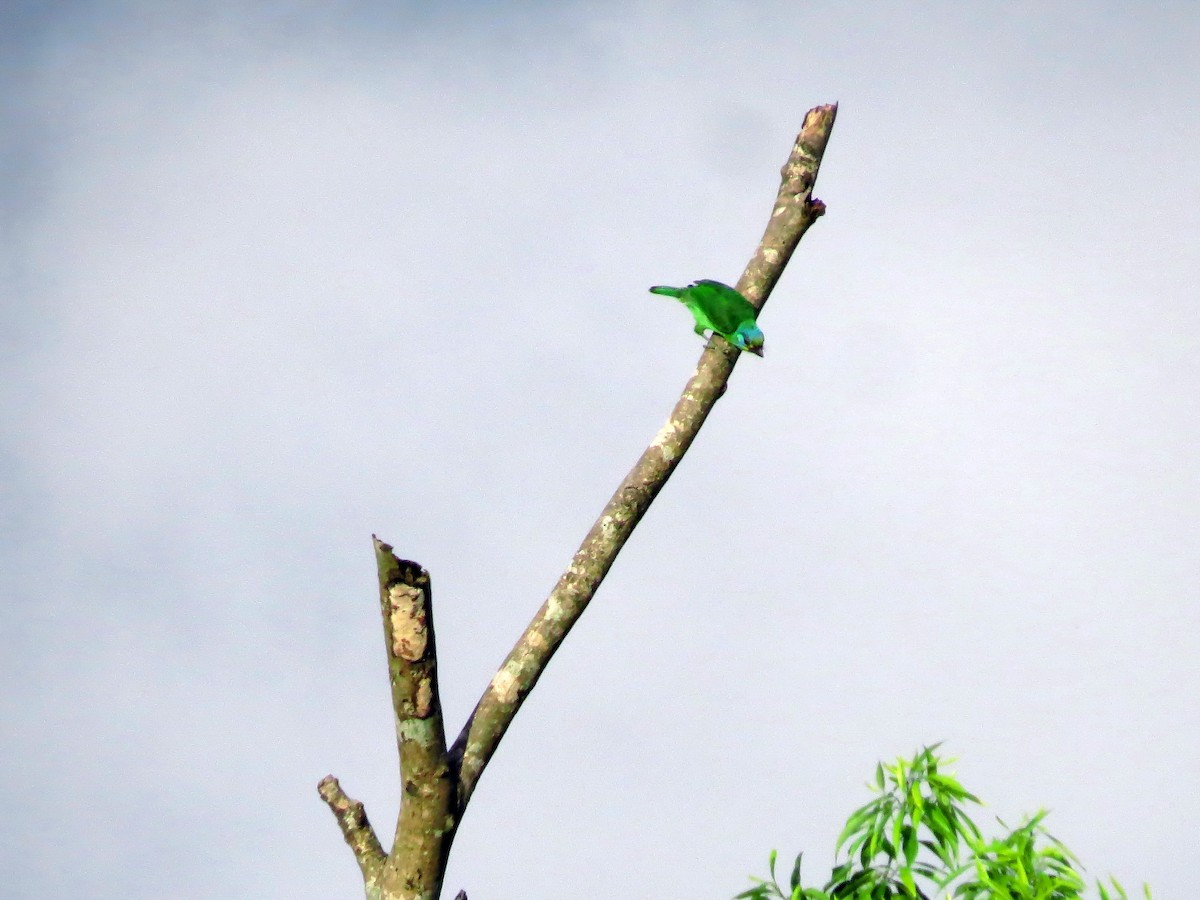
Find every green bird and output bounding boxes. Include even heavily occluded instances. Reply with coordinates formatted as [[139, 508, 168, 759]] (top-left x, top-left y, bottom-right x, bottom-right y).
[[649, 279, 765, 356]]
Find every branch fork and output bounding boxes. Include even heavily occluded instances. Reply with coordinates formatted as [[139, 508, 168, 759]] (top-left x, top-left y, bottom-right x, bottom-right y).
[[321, 103, 837, 900]]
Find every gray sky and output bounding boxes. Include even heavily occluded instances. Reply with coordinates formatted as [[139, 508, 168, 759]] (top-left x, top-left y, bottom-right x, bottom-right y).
[[3, 2, 1198, 898]]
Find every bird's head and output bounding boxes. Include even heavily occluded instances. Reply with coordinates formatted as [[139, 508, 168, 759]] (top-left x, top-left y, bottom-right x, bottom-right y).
[[733, 323, 765, 357]]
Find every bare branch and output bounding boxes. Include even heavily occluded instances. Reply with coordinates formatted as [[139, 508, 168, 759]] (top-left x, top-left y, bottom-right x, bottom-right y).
[[450, 103, 839, 806], [321, 541, 459, 899], [371, 538, 458, 895], [317, 775, 386, 888], [322, 106, 837, 899]]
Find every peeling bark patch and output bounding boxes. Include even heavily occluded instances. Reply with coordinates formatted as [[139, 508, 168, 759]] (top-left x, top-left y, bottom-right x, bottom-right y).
[[650, 420, 679, 448], [546, 594, 567, 622], [599, 514, 618, 539], [650, 421, 680, 462], [388, 583, 428, 661], [415, 677, 433, 717], [491, 667, 519, 705]]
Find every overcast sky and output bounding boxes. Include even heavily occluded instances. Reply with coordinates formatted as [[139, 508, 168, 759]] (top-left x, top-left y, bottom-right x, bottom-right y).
[[3, 2, 1198, 898]]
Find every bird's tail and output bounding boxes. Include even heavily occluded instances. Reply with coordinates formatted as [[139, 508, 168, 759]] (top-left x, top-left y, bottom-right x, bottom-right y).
[[649, 285, 684, 298]]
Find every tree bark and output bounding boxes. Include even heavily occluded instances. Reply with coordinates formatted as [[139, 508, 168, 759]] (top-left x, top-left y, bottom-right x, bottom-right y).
[[321, 544, 457, 900], [450, 102, 838, 807], [320, 102, 837, 900]]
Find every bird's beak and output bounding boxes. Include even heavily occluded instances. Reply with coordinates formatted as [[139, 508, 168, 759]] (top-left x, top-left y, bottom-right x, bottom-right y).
[[747, 345, 764, 357]]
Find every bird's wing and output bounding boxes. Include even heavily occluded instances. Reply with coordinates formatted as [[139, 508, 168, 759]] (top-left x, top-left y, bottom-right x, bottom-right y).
[[688, 281, 757, 334]]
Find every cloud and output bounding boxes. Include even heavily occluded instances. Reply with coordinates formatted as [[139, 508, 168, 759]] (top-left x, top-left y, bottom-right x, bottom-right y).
[[3, 3, 1197, 897]]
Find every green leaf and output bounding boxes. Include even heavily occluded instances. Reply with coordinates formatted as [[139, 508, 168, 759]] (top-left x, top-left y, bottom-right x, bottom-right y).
[[903, 825, 918, 868], [876, 762, 886, 791], [844, 834, 868, 863], [909, 783, 924, 815], [868, 807, 892, 861], [917, 839, 953, 871], [770, 849, 779, 881], [953, 808, 983, 845], [838, 801, 884, 854], [836, 868, 875, 896], [910, 807, 923, 845], [1012, 852, 1029, 887], [927, 773, 965, 798], [912, 863, 942, 880], [925, 805, 958, 864], [791, 853, 803, 892]]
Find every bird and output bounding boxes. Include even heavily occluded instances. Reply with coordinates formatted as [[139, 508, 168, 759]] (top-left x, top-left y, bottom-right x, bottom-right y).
[[649, 279, 765, 356]]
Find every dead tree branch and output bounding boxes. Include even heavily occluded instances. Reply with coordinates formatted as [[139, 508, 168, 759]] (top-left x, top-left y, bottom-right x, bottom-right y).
[[449, 104, 838, 807], [320, 102, 837, 900]]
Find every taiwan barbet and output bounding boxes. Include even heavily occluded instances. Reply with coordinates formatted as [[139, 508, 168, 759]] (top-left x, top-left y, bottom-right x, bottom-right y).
[[649, 279, 765, 356]]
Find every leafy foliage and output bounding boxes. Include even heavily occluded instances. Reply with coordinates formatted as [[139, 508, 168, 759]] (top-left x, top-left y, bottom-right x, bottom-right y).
[[737, 746, 1149, 900]]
